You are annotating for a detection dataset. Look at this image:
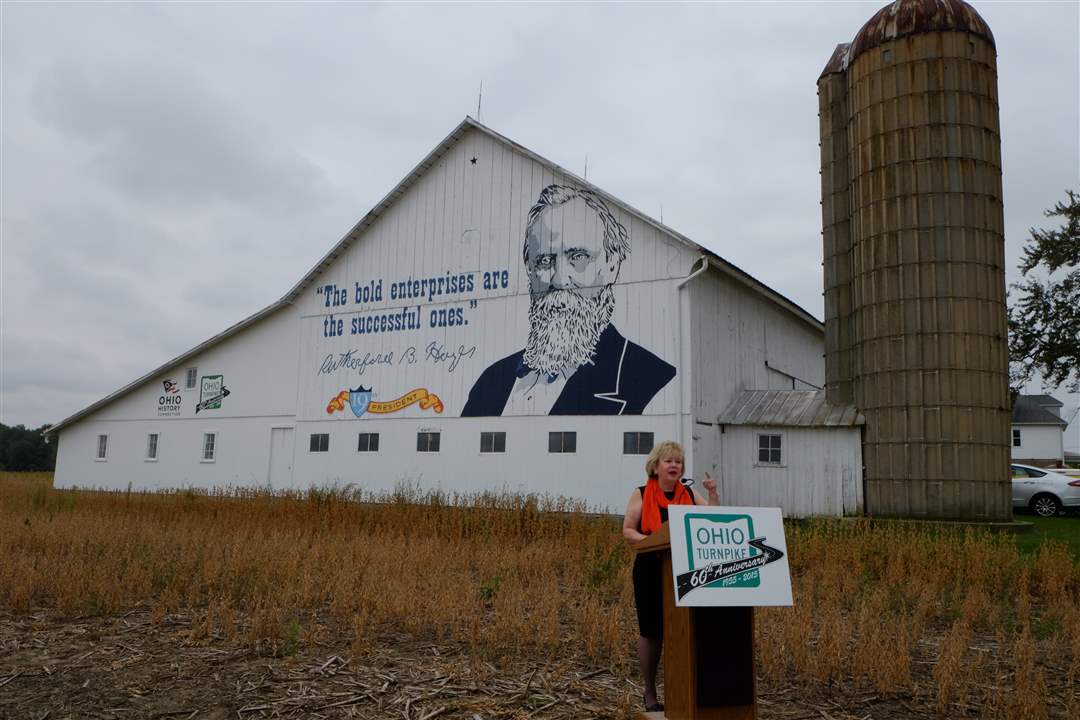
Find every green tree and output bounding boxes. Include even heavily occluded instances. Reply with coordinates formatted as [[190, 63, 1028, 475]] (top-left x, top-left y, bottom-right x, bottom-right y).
[[1008, 189, 1080, 393], [0, 423, 55, 471]]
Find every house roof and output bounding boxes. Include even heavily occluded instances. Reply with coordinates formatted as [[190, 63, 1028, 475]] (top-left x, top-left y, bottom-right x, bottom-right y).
[[717, 389, 864, 428], [49, 117, 823, 435], [1012, 395, 1068, 427], [1023, 394, 1063, 408]]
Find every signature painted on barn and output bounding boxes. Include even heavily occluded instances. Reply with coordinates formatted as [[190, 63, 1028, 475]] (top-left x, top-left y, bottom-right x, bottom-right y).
[[318, 341, 477, 376]]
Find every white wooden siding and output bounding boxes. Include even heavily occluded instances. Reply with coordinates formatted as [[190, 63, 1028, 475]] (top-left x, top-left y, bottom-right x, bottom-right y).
[[53, 306, 301, 490], [689, 269, 824, 425], [1010, 425, 1064, 463], [716, 426, 863, 517]]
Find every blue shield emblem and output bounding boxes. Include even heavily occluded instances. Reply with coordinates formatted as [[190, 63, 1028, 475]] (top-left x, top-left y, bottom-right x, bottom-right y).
[[349, 387, 372, 417]]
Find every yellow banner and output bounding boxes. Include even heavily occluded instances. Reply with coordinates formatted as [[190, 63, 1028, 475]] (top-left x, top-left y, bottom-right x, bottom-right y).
[[369, 388, 444, 415], [326, 387, 443, 416], [367, 388, 442, 416]]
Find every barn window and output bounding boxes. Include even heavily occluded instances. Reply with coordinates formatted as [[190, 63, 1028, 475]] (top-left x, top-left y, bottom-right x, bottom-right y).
[[357, 433, 379, 452], [417, 431, 441, 453], [202, 432, 217, 462], [186, 367, 198, 389], [96, 434, 108, 461], [1012, 428, 1021, 447], [623, 432, 654, 455], [549, 431, 577, 454], [146, 433, 159, 461], [757, 434, 782, 465], [480, 431, 506, 453], [309, 433, 329, 453]]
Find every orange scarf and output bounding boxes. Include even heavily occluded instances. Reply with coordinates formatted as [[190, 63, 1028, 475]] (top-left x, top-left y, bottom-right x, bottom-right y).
[[640, 476, 693, 535]]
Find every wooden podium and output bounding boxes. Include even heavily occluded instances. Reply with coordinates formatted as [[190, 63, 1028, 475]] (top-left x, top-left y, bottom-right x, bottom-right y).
[[634, 523, 756, 720]]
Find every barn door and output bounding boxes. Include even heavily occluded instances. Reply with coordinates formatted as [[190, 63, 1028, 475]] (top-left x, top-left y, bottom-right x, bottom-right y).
[[268, 427, 294, 486]]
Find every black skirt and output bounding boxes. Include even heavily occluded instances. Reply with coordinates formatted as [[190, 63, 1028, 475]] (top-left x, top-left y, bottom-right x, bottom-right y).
[[632, 552, 663, 639]]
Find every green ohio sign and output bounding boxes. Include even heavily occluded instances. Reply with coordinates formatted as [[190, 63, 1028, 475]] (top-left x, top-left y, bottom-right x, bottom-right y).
[[683, 513, 760, 589]]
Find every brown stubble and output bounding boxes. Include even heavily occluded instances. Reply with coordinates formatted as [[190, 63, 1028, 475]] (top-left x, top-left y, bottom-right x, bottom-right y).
[[2, 473, 1079, 716]]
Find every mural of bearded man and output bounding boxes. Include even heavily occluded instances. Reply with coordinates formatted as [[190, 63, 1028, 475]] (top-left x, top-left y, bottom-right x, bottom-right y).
[[462, 184, 675, 416]]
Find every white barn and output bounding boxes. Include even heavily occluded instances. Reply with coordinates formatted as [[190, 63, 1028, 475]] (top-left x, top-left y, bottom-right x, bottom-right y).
[[49, 118, 863, 516]]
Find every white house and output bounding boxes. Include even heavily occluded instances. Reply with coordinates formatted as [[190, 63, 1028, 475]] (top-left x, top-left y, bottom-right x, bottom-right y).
[[1011, 394, 1068, 467], [48, 118, 863, 516]]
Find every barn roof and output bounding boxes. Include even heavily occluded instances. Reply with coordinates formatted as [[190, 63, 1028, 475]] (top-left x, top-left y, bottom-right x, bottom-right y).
[[718, 389, 864, 428], [49, 117, 823, 435]]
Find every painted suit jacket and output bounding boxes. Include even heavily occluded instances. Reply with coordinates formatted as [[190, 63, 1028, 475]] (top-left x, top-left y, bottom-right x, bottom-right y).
[[460, 324, 676, 416]]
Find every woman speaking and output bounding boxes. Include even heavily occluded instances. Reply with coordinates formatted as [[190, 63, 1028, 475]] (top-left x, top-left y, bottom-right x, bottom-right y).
[[622, 440, 718, 712]]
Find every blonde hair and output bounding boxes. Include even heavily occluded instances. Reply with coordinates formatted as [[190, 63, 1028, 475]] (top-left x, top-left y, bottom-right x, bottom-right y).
[[645, 440, 685, 478]]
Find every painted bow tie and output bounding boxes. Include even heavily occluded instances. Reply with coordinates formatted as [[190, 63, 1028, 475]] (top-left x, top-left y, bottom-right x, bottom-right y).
[[515, 359, 558, 384]]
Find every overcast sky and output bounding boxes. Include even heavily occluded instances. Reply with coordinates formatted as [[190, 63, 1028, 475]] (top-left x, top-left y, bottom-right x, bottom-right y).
[[2, 1, 1078, 447]]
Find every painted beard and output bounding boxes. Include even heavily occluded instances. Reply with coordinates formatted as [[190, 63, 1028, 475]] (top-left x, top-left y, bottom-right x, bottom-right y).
[[523, 286, 615, 375]]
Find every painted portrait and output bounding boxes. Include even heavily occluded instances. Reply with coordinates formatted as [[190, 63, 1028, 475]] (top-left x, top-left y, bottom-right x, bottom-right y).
[[462, 184, 675, 416]]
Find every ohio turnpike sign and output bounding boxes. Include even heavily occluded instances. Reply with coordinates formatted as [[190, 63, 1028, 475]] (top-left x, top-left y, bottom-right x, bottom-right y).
[[668, 506, 793, 607]]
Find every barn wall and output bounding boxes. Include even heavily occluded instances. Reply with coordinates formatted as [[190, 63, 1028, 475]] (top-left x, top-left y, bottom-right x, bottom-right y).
[[717, 425, 863, 517], [688, 268, 824, 427], [290, 414, 681, 513], [53, 306, 300, 490], [687, 268, 827, 510]]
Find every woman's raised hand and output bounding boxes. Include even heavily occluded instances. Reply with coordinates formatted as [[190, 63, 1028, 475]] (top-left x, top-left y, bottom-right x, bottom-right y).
[[702, 472, 717, 494]]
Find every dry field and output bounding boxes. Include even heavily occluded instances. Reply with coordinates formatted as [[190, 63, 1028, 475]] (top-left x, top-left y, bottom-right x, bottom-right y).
[[1, 472, 1078, 719]]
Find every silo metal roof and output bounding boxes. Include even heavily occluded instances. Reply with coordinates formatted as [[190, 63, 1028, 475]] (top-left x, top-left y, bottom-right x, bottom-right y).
[[819, 43, 850, 77], [849, 0, 995, 60]]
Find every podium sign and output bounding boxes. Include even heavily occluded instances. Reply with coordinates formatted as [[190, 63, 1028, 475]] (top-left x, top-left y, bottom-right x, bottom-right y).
[[668, 506, 792, 608]]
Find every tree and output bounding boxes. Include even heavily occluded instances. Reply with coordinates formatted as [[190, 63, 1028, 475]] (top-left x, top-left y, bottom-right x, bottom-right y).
[[1008, 189, 1080, 393], [0, 423, 55, 471]]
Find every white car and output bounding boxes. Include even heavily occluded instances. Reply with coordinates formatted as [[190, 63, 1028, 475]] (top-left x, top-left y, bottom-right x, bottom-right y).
[[1011, 464, 1080, 517]]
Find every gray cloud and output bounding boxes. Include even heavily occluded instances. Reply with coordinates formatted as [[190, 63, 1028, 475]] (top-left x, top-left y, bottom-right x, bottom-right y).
[[30, 59, 331, 214], [2, 1, 1077, 437]]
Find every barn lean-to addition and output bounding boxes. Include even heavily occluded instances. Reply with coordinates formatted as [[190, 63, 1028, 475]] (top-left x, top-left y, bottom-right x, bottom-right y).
[[48, 118, 864, 516]]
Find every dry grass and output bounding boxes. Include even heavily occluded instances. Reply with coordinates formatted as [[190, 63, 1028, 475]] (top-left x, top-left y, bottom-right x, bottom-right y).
[[2, 472, 1079, 717], [1, 472, 628, 666]]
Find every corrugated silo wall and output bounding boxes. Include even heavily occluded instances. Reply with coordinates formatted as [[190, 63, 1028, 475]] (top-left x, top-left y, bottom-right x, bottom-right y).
[[847, 31, 1011, 519], [819, 52, 855, 406]]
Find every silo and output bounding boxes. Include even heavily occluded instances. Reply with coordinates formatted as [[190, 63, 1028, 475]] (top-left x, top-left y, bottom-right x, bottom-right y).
[[819, 43, 855, 406], [820, 0, 1011, 520]]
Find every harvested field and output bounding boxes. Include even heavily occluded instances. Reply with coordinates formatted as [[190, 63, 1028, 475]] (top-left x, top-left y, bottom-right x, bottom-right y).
[[1, 472, 1078, 719]]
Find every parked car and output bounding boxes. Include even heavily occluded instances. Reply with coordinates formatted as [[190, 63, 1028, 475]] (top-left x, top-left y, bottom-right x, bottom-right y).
[[1011, 463, 1080, 517]]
